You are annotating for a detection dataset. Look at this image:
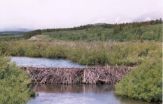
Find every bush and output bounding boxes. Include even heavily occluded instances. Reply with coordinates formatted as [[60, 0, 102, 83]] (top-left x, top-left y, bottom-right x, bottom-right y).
[[0, 57, 32, 104], [115, 58, 162, 102]]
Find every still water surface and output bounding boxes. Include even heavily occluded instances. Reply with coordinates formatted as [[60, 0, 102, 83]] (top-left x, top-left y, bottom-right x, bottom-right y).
[[27, 85, 151, 104], [11, 56, 84, 68]]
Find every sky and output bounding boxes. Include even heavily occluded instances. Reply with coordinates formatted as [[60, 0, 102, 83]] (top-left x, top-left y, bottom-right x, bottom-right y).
[[0, 0, 162, 30]]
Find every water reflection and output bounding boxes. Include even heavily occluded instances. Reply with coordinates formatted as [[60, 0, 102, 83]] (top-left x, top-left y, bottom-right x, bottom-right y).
[[32, 84, 114, 94], [27, 84, 153, 104]]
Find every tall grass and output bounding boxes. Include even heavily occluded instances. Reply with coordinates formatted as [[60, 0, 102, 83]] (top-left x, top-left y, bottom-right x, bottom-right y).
[[0, 40, 161, 66]]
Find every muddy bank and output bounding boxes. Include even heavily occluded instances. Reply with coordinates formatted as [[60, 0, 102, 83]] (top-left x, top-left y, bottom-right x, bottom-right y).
[[21, 66, 133, 84]]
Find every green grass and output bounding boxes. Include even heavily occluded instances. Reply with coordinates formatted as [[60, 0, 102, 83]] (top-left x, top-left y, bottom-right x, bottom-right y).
[[0, 56, 33, 104], [0, 40, 161, 66]]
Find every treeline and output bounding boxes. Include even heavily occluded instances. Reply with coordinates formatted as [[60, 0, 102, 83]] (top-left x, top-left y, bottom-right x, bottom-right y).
[[28, 19, 162, 32], [0, 35, 24, 41], [0, 19, 162, 41], [23, 19, 162, 41]]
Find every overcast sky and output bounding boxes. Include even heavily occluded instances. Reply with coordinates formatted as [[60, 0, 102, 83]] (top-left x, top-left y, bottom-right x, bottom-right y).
[[0, 0, 162, 30]]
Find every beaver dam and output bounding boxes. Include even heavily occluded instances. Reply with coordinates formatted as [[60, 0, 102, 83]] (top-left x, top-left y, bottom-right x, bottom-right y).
[[21, 66, 133, 84], [11, 57, 134, 85]]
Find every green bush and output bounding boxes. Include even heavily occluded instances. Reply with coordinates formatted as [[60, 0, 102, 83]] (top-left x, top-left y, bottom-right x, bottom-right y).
[[0, 57, 32, 104], [115, 58, 162, 102]]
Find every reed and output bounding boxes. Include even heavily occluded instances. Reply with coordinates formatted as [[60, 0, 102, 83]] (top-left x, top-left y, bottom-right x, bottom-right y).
[[0, 40, 161, 66]]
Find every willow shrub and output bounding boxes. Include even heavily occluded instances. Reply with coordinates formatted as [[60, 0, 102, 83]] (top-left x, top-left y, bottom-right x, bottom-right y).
[[115, 58, 162, 102], [0, 57, 32, 104]]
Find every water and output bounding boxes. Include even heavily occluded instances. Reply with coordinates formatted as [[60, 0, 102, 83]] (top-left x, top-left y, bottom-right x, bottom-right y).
[[10, 56, 84, 68], [11, 57, 154, 104], [27, 84, 151, 104]]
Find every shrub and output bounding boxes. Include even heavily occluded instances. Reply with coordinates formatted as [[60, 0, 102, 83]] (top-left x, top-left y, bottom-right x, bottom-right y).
[[0, 57, 32, 104], [115, 58, 162, 102]]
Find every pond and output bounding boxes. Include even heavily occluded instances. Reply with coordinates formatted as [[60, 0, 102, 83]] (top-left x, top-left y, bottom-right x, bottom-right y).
[[10, 56, 84, 68], [11, 57, 154, 104], [27, 84, 151, 104]]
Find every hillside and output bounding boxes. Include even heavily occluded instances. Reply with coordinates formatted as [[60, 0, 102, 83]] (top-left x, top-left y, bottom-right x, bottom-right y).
[[24, 19, 162, 41]]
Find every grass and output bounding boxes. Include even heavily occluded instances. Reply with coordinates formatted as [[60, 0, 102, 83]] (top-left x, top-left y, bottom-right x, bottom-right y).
[[0, 40, 161, 66]]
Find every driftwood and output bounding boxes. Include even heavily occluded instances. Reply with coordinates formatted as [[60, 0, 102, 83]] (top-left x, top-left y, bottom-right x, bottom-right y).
[[21, 66, 133, 85]]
